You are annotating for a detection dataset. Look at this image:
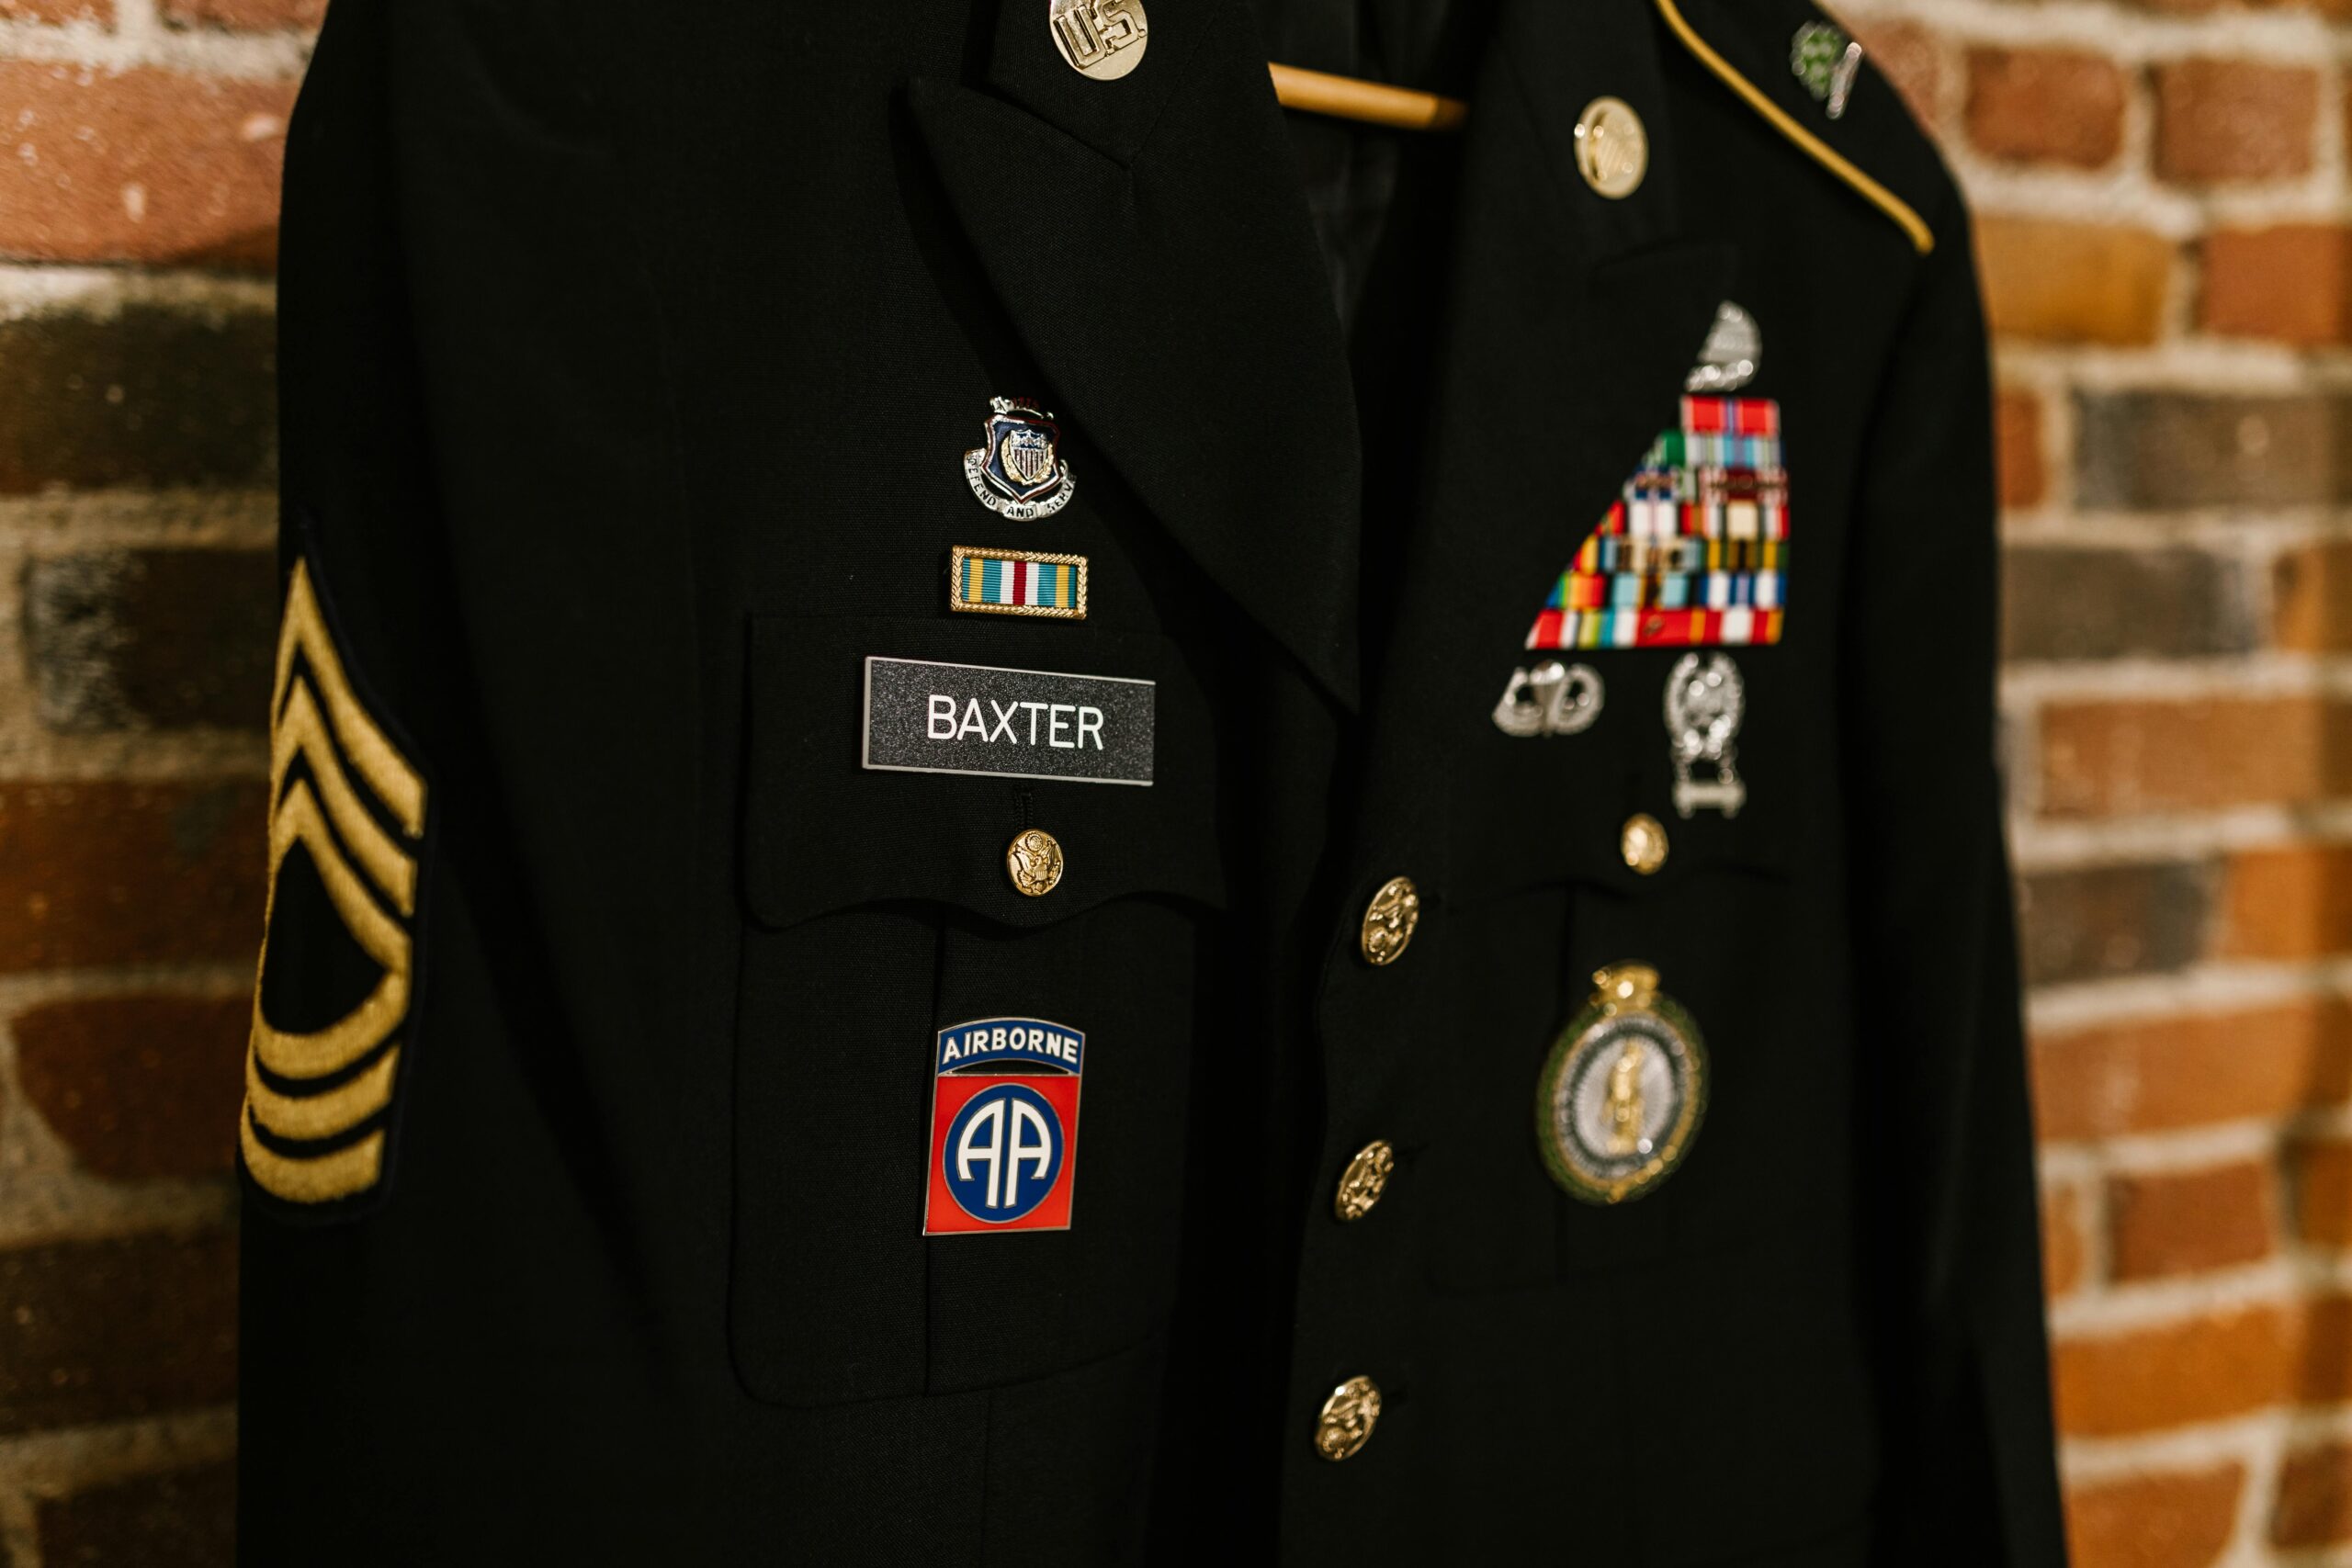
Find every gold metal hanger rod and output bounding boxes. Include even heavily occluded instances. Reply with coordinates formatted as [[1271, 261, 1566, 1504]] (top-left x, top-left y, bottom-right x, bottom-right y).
[[1268, 63, 1467, 132]]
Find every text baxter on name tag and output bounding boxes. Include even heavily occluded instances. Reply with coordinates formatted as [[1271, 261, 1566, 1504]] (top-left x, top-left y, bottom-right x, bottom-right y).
[[862, 657, 1154, 786]]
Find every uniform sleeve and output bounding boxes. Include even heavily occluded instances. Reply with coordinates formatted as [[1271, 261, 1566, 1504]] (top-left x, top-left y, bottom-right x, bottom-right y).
[[1838, 194, 2069, 1565]]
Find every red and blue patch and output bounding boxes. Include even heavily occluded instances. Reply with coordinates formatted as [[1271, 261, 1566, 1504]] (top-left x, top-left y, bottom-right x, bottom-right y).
[[923, 1018, 1084, 1235]]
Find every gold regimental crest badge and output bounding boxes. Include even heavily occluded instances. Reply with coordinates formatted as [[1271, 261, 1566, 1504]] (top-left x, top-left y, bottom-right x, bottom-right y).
[[1535, 964, 1707, 1204]]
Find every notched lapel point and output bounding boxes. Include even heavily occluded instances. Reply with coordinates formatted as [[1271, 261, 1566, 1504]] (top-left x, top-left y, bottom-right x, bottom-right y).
[[904, 1, 1363, 709]]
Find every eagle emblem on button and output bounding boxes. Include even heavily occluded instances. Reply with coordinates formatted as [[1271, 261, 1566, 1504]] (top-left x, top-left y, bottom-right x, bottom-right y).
[[964, 396, 1076, 519], [1535, 964, 1708, 1205]]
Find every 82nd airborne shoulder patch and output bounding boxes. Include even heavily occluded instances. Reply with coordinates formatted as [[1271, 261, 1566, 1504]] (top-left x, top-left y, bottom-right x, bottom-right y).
[[924, 1018, 1084, 1235]]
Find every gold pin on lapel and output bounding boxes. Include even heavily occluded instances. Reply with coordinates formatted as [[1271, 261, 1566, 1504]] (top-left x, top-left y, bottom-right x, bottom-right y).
[[1574, 96, 1649, 198], [1050, 0, 1148, 81]]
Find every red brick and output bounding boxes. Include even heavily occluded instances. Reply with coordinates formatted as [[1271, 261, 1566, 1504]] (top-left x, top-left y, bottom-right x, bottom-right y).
[[1966, 47, 2127, 168], [2275, 541, 2352, 654], [1849, 19, 1942, 130], [2017, 862, 2213, 987], [2053, 1302, 2294, 1435], [2044, 1184, 2087, 1298], [35, 1461, 232, 1568], [1977, 218, 2173, 345], [23, 549, 277, 733], [2075, 389, 2352, 512], [2040, 697, 2352, 816], [0, 62, 295, 268], [2218, 844, 2352, 961], [0, 1232, 235, 1435], [2295, 1138, 2352, 1248], [2108, 1161, 2275, 1280], [0, 0, 111, 19], [0, 782, 266, 975], [2155, 58, 2320, 185], [2067, 1463, 2242, 1568], [2204, 226, 2352, 346], [11, 994, 247, 1180], [164, 0, 322, 26], [2004, 547, 2251, 662], [1997, 389, 2048, 510], [2033, 999, 2352, 1141], [2278, 1440, 2352, 1546]]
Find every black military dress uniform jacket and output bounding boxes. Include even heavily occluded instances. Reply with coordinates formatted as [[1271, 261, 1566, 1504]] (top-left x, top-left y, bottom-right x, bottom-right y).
[[238, 0, 2066, 1562]]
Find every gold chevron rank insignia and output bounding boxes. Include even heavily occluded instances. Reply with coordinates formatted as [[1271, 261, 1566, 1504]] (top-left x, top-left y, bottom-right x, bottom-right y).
[[239, 556, 430, 1208]]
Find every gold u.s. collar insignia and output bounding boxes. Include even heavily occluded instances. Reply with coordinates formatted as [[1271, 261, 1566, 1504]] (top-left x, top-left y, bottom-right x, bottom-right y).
[[1535, 964, 1708, 1204]]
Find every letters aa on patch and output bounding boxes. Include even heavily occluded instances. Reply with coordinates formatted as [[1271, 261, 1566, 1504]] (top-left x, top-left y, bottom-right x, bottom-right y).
[[925, 1019, 1084, 1235], [240, 553, 432, 1212], [1526, 396, 1789, 652]]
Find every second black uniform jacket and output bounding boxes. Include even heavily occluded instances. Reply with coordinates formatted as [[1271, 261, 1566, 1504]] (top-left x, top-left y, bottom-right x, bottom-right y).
[[238, 0, 2067, 1562]]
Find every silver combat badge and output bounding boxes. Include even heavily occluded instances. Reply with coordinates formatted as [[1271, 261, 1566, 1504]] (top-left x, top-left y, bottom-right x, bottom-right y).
[[1664, 652, 1747, 818], [1492, 660, 1604, 738]]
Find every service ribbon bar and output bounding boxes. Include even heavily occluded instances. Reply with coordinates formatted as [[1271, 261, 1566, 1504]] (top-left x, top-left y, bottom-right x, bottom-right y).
[[1525, 396, 1789, 651], [949, 546, 1089, 621]]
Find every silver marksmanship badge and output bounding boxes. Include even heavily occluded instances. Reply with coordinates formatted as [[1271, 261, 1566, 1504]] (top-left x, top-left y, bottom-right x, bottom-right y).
[[1685, 300, 1762, 394], [1535, 964, 1708, 1205], [965, 397, 1076, 520], [1665, 651, 1746, 818], [1492, 660, 1604, 738]]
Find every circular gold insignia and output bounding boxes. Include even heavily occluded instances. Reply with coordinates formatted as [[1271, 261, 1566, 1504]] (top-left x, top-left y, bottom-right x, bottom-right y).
[[1314, 1375, 1383, 1461], [1573, 96, 1649, 199], [1050, 0, 1149, 82], [1333, 1139, 1396, 1223], [1359, 875, 1420, 966], [1007, 829, 1066, 897], [1535, 964, 1706, 1204], [1620, 813, 1669, 876]]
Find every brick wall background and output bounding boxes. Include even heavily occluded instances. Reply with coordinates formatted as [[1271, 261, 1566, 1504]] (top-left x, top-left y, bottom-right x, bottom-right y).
[[0, 0, 2346, 1562], [1832, 0, 2352, 1562]]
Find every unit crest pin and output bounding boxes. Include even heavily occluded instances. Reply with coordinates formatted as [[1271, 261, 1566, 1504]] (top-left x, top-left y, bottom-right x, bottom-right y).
[[1535, 964, 1709, 1205], [965, 397, 1076, 520], [1664, 652, 1747, 818]]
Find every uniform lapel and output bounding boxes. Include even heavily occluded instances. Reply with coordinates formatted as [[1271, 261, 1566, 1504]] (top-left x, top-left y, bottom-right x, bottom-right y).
[[1395, 0, 1734, 717], [908, 0, 1363, 706]]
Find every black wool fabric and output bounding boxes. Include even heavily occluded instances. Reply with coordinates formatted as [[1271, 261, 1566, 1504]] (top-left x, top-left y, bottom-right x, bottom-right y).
[[238, 0, 2065, 1563]]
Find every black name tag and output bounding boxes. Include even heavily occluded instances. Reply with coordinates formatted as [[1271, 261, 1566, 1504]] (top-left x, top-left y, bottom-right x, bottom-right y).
[[862, 657, 1154, 786]]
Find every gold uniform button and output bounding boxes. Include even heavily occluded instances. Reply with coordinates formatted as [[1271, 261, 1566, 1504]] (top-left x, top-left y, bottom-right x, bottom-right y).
[[1574, 96, 1649, 199], [1006, 829, 1065, 897], [1334, 1139, 1396, 1223], [1315, 1375, 1383, 1461], [1621, 813, 1669, 876], [1359, 875, 1421, 966]]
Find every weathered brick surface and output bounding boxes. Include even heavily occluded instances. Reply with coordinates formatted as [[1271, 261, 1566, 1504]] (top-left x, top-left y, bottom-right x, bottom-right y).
[[2276, 541, 2352, 653], [2003, 547, 2250, 661], [164, 0, 324, 27], [2033, 1000, 2352, 1142], [1978, 219, 2173, 345], [0, 62, 295, 268], [2294, 1138, 2352, 1248], [2219, 845, 2352, 961], [2204, 227, 2352, 347], [0, 0, 110, 18], [2278, 1441, 2352, 1548], [0, 1232, 236, 1436], [0, 307, 276, 494], [2075, 391, 2352, 512], [2017, 861, 2213, 986], [23, 548, 277, 733], [2154, 59, 2321, 184], [2067, 1464, 2243, 1568], [2044, 1184, 2087, 1298], [2052, 1302, 2295, 1436], [1996, 389, 2047, 510], [35, 1461, 234, 1567], [0, 782, 267, 973], [11, 994, 248, 1179], [2108, 1161, 2275, 1280], [1966, 48, 2128, 168], [2041, 699, 2352, 817]]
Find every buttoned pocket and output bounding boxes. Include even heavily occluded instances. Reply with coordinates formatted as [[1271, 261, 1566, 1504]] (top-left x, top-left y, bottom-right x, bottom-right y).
[[728, 614, 1226, 1408]]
